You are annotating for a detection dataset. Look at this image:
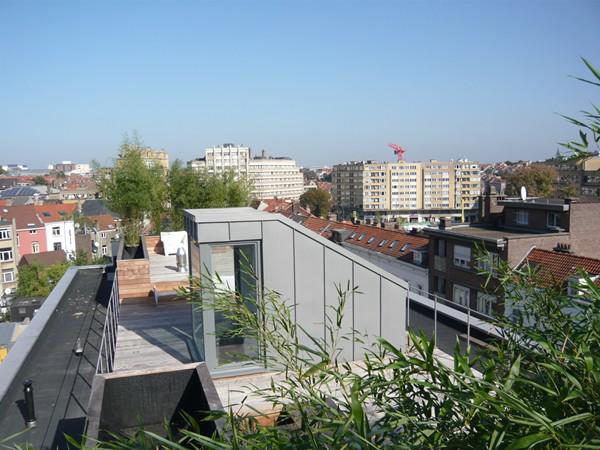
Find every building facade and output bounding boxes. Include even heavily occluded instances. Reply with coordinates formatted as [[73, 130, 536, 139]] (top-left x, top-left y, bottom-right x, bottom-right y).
[[546, 154, 600, 199], [139, 148, 169, 171], [424, 196, 600, 316], [189, 145, 303, 200], [332, 159, 480, 219], [0, 219, 18, 295], [0, 206, 47, 259], [34, 204, 77, 256], [249, 154, 304, 200]]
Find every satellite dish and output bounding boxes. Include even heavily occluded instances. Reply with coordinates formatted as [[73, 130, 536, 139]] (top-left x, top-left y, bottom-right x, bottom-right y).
[[4, 288, 11, 296], [520, 186, 527, 201]]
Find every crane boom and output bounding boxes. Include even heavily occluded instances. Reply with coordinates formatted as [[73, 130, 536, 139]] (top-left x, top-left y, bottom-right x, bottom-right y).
[[388, 143, 406, 161]]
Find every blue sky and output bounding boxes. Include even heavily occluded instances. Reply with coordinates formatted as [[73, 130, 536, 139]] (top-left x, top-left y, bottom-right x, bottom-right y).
[[0, 0, 598, 168]]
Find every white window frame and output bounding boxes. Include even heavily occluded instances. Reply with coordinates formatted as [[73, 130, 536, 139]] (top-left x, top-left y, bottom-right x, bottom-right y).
[[452, 284, 470, 307], [32, 242, 40, 253], [515, 209, 529, 225], [52, 226, 61, 236], [0, 248, 13, 262], [453, 245, 471, 269], [547, 212, 560, 227], [2, 270, 15, 283], [0, 228, 10, 240], [53, 242, 62, 251], [101, 245, 108, 256], [29, 229, 37, 234], [476, 292, 495, 316], [477, 252, 500, 273]]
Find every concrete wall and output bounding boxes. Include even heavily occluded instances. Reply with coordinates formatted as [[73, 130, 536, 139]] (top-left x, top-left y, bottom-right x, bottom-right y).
[[568, 202, 600, 258], [185, 208, 409, 362]]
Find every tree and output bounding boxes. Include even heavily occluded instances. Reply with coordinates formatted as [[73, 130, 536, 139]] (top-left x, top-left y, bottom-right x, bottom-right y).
[[505, 164, 558, 197], [299, 188, 331, 218], [168, 161, 251, 230], [96, 134, 168, 245], [0, 167, 6, 175], [33, 175, 47, 185], [17, 262, 70, 297], [560, 58, 600, 159]]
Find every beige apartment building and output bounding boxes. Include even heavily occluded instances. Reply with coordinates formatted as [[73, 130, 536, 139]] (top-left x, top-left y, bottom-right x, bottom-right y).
[[188, 145, 303, 200], [332, 159, 480, 219], [139, 148, 169, 171]]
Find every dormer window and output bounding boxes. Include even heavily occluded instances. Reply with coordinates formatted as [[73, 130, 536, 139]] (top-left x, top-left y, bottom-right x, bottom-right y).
[[357, 233, 366, 241], [367, 237, 376, 244], [378, 239, 387, 247], [389, 240, 398, 249]]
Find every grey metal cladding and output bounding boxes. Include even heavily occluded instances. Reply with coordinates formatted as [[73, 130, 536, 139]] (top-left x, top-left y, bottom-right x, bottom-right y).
[[352, 264, 381, 351], [381, 277, 406, 351], [262, 220, 295, 305], [196, 223, 229, 242], [324, 248, 354, 361], [229, 221, 262, 241], [294, 231, 326, 349]]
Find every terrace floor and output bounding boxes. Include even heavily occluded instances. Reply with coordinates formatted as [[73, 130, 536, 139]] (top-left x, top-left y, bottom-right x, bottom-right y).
[[148, 251, 189, 284], [113, 296, 196, 372]]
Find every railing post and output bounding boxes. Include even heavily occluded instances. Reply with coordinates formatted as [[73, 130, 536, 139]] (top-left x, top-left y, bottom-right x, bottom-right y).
[[433, 292, 438, 345]]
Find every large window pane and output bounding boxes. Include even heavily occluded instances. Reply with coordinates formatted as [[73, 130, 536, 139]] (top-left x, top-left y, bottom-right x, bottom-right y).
[[211, 244, 259, 367]]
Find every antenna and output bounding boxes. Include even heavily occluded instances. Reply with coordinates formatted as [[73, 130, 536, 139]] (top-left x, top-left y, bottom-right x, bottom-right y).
[[520, 186, 527, 201]]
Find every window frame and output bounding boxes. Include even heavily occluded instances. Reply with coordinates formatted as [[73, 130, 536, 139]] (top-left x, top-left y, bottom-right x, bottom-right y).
[[453, 244, 472, 269], [0, 228, 10, 240], [52, 226, 61, 236], [452, 283, 470, 307], [0, 248, 13, 262]]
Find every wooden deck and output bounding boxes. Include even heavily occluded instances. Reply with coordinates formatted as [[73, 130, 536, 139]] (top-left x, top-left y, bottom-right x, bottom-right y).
[[113, 296, 196, 372]]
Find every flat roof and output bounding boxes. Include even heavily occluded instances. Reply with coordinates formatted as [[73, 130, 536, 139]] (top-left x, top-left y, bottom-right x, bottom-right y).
[[425, 225, 568, 243], [184, 207, 277, 223], [0, 267, 112, 449], [498, 198, 569, 211]]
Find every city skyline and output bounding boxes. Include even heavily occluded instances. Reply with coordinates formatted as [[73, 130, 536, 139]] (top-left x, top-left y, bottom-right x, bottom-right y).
[[1, 0, 598, 168]]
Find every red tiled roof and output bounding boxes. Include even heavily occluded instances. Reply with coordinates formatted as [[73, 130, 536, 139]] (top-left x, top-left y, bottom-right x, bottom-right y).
[[19, 250, 67, 267], [259, 198, 294, 213], [34, 203, 77, 223], [301, 216, 357, 239], [85, 214, 119, 231], [344, 224, 430, 262], [523, 248, 600, 287], [0, 205, 45, 230]]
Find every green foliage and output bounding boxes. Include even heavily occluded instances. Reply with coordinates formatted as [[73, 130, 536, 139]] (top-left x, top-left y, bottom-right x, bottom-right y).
[[96, 133, 168, 245], [72, 249, 107, 266], [80, 253, 600, 449], [559, 58, 600, 159], [505, 164, 558, 198], [168, 161, 251, 230], [0, 167, 6, 175], [33, 175, 47, 185], [16, 262, 70, 297], [299, 188, 331, 218]]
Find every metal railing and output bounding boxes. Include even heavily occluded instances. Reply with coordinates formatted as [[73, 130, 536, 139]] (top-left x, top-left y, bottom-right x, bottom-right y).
[[96, 272, 120, 374], [406, 286, 500, 356]]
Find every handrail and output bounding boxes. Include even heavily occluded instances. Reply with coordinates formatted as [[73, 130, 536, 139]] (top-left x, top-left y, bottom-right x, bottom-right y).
[[96, 272, 120, 374]]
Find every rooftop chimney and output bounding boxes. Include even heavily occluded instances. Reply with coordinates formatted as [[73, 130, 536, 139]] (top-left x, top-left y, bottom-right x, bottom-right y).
[[439, 217, 450, 230]]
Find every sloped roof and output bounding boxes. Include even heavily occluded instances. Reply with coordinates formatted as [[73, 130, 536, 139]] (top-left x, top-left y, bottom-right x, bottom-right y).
[[344, 225, 430, 262], [34, 203, 77, 223], [522, 248, 600, 287], [0, 205, 45, 230], [301, 215, 357, 239], [84, 214, 119, 231], [19, 250, 67, 267], [0, 187, 41, 198]]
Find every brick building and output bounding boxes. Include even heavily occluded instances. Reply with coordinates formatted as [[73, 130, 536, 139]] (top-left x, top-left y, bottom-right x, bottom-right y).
[[424, 195, 600, 315]]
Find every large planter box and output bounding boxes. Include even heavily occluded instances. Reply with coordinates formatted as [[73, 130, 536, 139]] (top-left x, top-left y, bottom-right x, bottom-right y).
[[85, 363, 223, 444]]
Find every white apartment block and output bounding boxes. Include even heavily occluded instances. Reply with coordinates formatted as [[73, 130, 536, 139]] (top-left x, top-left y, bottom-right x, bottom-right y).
[[333, 159, 480, 214], [249, 156, 304, 200], [188, 145, 303, 200]]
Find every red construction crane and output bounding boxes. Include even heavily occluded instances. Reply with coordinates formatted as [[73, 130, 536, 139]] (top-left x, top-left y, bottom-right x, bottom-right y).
[[388, 143, 406, 161]]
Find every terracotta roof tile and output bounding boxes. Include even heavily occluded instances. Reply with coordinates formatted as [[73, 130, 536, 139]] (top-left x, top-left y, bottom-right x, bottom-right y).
[[34, 204, 77, 223], [344, 224, 430, 262], [84, 214, 119, 231], [19, 250, 67, 267], [0, 205, 45, 230], [523, 248, 600, 287]]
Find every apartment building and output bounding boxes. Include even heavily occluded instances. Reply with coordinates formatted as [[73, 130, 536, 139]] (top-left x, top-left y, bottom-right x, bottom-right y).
[[189, 145, 303, 200], [424, 195, 600, 316], [78, 214, 120, 258], [0, 206, 47, 259], [249, 153, 305, 200], [139, 148, 169, 171], [0, 218, 18, 295], [332, 159, 480, 219], [545, 154, 600, 199], [189, 144, 250, 177], [34, 204, 77, 256]]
